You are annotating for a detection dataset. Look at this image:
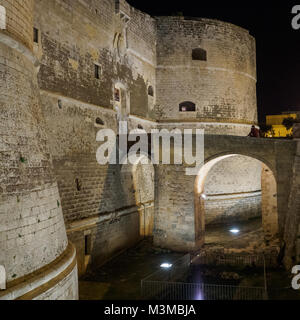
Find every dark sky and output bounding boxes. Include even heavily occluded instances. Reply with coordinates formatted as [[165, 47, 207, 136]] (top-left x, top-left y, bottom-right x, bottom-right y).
[[127, 0, 300, 123]]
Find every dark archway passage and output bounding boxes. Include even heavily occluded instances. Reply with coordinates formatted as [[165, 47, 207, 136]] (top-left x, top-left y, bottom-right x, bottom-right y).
[[194, 154, 279, 252]]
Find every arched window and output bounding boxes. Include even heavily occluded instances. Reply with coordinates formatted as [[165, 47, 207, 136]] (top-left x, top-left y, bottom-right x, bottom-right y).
[[192, 48, 207, 61], [179, 101, 196, 112], [114, 88, 120, 102], [148, 86, 154, 97]]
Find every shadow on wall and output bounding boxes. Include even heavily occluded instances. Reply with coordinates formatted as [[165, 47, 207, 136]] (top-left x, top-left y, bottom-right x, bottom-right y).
[[74, 153, 155, 277], [120, 154, 155, 238], [85, 162, 140, 276]]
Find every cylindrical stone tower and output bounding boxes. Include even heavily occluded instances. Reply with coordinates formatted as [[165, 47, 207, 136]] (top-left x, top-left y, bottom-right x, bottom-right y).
[[156, 17, 262, 227], [156, 16, 257, 133], [0, 0, 78, 300]]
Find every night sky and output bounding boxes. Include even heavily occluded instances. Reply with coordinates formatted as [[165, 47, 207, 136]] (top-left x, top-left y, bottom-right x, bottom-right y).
[[127, 0, 300, 123]]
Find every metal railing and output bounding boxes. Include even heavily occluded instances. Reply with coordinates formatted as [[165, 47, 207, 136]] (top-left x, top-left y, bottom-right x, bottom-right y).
[[141, 252, 269, 300], [193, 252, 263, 267], [141, 280, 267, 300], [192, 251, 277, 268]]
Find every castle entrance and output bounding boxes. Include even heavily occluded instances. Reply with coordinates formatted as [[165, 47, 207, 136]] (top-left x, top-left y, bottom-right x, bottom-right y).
[[194, 154, 279, 254]]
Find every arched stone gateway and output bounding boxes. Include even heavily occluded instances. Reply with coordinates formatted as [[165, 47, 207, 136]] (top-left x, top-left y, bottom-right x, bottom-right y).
[[194, 154, 279, 248], [153, 134, 298, 267], [1, 1, 299, 299]]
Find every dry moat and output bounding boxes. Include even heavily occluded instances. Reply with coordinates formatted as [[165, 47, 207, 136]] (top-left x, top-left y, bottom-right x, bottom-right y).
[[80, 235, 300, 300]]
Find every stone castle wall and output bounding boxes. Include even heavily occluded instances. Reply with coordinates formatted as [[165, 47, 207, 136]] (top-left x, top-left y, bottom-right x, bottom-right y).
[[154, 16, 261, 227], [0, 0, 78, 300], [34, 0, 156, 118], [32, 0, 261, 273], [0, 0, 33, 50], [3, 0, 292, 298], [156, 16, 257, 126], [33, 0, 157, 276]]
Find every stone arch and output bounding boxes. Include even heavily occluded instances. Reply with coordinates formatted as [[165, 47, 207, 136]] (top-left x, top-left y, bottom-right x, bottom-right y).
[[194, 153, 279, 247], [120, 153, 155, 237], [114, 81, 130, 133], [204, 151, 276, 179], [113, 32, 126, 57]]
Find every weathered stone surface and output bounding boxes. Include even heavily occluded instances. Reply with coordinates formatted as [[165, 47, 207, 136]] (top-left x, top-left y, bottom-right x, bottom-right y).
[[0, 0, 78, 300], [1, 1, 300, 302]]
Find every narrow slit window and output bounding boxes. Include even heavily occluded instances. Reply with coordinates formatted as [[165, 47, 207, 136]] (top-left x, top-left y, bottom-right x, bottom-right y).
[[75, 178, 81, 191], [85, 235, 92, 256], [33, 28, 39, 43], [148, 86, 154, 97], [95, 64, 101, 79]]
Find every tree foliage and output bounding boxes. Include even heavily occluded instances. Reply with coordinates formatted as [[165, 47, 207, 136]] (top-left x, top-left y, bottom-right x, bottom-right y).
[[282, 117, 296, 131], [259, 123, 273, 137]]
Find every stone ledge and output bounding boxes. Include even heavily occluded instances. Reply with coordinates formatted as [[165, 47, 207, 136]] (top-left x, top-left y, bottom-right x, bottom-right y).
[[0, 33, 39, 68], [66, 205, 140, 234], [157, 118, 257, 125], [0, 242, 77, 300], [206, 190, 262, 201]]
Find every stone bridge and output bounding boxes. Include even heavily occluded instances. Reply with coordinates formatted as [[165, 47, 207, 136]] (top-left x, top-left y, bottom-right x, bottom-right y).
[[125, 134, 299, 266]]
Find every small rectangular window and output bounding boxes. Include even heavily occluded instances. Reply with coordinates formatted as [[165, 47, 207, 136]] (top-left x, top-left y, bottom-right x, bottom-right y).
[[33, 28, 39, 43], [95, 64, 101, 79], [192, 48, 207, 61]]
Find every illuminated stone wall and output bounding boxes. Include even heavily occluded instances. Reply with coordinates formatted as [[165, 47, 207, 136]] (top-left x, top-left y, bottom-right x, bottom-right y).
[[155, 16, 257, 127], [0, 0, 78, 300], [1, 0, 299, 289]]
